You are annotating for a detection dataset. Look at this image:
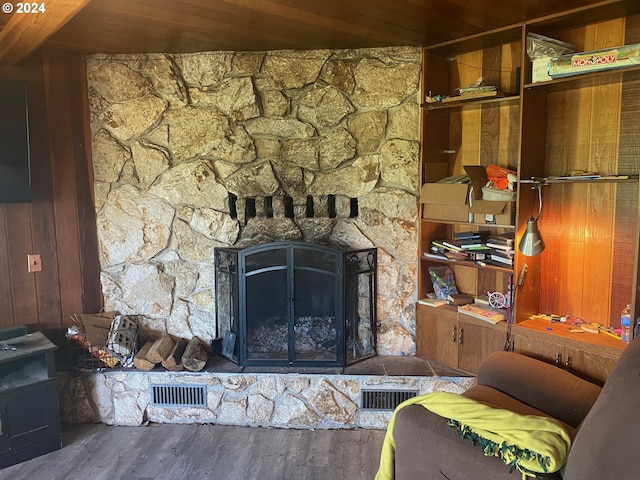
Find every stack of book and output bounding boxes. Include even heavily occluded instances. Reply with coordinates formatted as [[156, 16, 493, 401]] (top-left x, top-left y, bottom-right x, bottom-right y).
[[428, 230, 492, 261], [485, 233, 515, 267], [425, 231, 517, 269]]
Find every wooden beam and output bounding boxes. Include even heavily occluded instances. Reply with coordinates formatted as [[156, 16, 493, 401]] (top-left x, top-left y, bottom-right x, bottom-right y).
[[0, 0, 91, 65]]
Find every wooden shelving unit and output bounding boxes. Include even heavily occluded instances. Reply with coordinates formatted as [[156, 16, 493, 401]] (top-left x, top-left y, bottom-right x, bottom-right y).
[[417, 0, 640, 380]]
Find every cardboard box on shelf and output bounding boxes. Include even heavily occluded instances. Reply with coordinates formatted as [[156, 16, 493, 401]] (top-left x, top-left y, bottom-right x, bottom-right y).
[[420, 183, 470, 222], [464, 165, 515, 226], [420, 162, 471, 222], [549, 43, 640, 79]]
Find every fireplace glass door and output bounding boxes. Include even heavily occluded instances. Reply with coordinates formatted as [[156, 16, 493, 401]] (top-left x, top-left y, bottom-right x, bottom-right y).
[[215, 241, 376, 367], [241, 243, 342, 366], [244, 246, 289, 362], [292, 247, 340, 363]]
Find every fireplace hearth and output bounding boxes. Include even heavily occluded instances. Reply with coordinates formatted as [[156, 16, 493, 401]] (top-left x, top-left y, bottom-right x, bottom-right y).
[[214, 241, 377, 367]]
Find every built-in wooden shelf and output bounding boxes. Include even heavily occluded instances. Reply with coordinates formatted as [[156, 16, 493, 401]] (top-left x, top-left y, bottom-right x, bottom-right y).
[[422, 94, 520, 111], [421, 253, 513, 274], [520, 175, 639, 185]]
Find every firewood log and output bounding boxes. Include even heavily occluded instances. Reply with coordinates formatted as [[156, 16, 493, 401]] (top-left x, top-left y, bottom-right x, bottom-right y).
[[133, 341, 156, 371], [161, 337, 188, 371], [182, 336, 208, 372], [146, 334, 175, 364]]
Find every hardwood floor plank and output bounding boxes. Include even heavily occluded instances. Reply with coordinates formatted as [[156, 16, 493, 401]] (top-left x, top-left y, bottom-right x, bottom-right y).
[[2, 423, 384, 480]]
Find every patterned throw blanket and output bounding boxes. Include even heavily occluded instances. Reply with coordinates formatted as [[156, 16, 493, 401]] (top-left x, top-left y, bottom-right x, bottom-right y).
[[375, 391, 571, 480]]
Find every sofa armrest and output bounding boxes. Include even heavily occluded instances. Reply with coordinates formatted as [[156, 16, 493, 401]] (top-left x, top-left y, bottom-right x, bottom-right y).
[[477, 351, 602, 428]]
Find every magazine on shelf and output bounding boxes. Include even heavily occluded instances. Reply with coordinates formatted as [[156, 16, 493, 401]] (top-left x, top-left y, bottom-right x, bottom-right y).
[[458, 303, 506, 324], [418, 297, 448, 307]]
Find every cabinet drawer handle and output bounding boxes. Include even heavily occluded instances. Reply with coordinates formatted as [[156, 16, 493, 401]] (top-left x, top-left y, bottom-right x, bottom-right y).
[[565, 354, 571, 369], [451, 326, 457, 343], [458, 328, 464, 345], [555, 352, 561, 366]]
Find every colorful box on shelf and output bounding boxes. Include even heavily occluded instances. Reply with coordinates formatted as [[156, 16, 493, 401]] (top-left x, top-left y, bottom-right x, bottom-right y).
[[549, 43, 640, 78], [464, 165, 515, 226]]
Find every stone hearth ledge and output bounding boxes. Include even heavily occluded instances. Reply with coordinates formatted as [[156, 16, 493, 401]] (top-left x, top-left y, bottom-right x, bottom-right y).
[[57, 368, 474, 429]]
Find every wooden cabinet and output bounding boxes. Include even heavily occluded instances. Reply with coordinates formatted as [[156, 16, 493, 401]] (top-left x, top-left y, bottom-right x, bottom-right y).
[[0, 326, 61, 468], [513, 318, 624, 385], [416, 304, 507, 373], [417, 0, 640, 379]]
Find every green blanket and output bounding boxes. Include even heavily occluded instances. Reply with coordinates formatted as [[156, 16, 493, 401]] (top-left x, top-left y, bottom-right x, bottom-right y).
[[375, 391, 571, 480]]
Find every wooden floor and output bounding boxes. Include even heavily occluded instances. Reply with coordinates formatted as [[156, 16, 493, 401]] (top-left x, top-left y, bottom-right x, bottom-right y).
[[2, 423, 386, 480]]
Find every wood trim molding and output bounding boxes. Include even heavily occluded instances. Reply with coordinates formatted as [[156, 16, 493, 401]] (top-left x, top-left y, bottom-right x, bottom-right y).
[[0, 0, 91, 65]]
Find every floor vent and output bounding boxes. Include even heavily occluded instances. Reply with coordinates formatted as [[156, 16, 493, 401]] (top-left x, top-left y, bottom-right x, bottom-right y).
[[361, 389, 418, 411], [150, 384, 207, 408]]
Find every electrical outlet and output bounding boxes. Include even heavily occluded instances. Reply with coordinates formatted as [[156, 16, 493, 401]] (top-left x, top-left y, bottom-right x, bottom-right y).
[[27, 254, 42, 273]]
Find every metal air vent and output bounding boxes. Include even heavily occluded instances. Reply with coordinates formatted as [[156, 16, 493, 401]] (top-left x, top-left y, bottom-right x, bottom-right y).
[[361, 389, 418, 411], [150, 384, 207, 408]]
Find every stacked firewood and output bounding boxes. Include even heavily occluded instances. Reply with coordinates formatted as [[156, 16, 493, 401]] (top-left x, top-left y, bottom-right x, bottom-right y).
[[133, 335, 208, 372]]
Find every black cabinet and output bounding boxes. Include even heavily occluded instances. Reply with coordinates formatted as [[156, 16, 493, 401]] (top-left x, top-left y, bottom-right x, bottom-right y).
[[0, 326, 61, 469]]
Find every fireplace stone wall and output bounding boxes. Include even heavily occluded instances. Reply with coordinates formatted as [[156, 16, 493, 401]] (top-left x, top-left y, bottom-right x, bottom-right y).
[[87, 47, 421, 355]]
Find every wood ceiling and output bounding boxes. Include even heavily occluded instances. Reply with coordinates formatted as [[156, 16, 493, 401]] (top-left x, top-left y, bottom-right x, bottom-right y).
[[0, 0, 607, 65]]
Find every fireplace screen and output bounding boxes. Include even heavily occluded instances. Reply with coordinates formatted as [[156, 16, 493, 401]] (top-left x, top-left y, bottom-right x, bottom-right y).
[[214, 242, 377, 367]]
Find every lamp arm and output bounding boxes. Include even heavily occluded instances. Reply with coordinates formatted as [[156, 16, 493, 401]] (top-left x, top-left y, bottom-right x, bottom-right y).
[[534, 184, 543, 221]]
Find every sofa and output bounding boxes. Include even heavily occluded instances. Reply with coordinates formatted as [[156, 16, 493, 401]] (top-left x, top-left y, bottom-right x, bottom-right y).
[[382, 334, 640, 479]]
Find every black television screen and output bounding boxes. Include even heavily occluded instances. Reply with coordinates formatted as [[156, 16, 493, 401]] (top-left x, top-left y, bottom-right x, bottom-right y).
[[0, 78, 31, 203]]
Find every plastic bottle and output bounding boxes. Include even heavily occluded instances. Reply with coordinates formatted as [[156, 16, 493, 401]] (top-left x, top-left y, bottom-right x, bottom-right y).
[[621, 304, 632, 343]]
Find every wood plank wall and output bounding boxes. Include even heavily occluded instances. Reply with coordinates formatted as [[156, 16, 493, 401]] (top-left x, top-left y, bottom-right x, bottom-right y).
[[0, 49, 101, 331], [540, 16, 640, 326]]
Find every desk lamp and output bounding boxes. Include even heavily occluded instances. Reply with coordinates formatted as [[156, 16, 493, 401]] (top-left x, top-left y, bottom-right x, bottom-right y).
[[519, 183, 545, 256]]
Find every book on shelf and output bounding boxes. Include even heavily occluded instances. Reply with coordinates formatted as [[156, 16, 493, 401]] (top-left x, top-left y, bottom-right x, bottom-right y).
[[474, 295, 490, 306], [447, 293, 474, 305], [431, 240, 461, 253], [489, 255, 513, 267], [459, 242, 486, 250], [418, 297, 448, 307], [423, 251, 448, 261], [458, 303, 506, 324], [443, 251, 469, 261], [486, 242, 514, 251], [441, 240, 463, 252], [441, 239, 489, 251], [484, 258, 513, 268], [465, 245, 492, 251], [489, 248, 513, 258], [467, 251, 488, 261], [454, 230, 490, 241], [487, 232, 514, 248]]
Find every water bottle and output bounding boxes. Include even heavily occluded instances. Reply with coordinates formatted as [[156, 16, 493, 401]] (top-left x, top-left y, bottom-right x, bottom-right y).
[[621, 304, 632, 343]]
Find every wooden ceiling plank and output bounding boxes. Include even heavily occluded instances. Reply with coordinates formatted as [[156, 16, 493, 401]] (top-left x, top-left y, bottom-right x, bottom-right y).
[[0, 0, 91, 65], [212, 0, 411, 46]]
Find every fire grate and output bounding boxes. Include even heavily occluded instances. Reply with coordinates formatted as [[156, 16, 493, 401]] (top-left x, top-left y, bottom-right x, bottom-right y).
[[361, 389, 418, 411], [150, 384, 207, 408]]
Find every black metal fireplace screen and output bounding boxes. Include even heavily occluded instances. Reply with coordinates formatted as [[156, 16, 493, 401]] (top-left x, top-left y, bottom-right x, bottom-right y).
[[214, 241, 377, 367]]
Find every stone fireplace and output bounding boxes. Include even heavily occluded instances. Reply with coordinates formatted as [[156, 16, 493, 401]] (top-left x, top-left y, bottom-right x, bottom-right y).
[[214, 241, 377, 367], [87, 46, 421, 357], [56, 45, 478, 432]]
